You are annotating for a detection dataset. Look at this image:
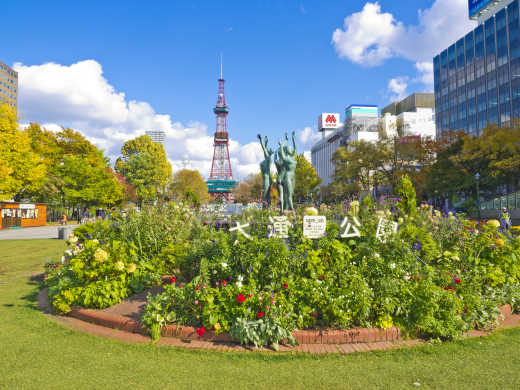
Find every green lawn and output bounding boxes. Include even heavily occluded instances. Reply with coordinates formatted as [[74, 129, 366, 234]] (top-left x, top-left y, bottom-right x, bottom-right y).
[[1, 240, 520, 390]]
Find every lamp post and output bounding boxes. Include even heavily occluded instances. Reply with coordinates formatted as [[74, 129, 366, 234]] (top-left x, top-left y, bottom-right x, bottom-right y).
[[475, 172, 481, 222]]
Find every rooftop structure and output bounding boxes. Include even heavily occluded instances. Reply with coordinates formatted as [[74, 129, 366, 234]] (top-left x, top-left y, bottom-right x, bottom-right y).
[[381, 93, 435, 117]]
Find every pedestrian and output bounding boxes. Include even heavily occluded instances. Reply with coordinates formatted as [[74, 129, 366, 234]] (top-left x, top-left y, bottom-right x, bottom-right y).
[[501, 207, 511, 231], [59, 213, 67, 226]]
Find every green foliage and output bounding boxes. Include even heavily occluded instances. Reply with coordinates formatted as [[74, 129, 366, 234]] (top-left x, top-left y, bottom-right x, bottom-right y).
[[170, 169, 209, 205], [395, 174, 417, 217], [294, 154, 321, 202], [0, 104, 46, 200], [115, 135, 172, 204]]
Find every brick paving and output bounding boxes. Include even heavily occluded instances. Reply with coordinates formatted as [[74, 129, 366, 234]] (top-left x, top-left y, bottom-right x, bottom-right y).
[[38, 288, 520, 355]]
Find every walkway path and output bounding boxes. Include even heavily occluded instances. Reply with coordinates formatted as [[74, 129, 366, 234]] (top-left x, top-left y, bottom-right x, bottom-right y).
[[0, 225, 78, 240]]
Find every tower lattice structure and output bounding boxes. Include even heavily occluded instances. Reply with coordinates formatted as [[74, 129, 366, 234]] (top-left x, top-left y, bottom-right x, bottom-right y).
[[207, 71, 236, 201]]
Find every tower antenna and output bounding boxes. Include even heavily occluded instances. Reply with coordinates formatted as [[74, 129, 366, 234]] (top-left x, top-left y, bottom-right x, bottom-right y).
[[220, 53, 223, 79]]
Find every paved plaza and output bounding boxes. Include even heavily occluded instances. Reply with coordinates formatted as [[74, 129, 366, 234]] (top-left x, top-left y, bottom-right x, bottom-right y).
[[0, 225, 78, 240]]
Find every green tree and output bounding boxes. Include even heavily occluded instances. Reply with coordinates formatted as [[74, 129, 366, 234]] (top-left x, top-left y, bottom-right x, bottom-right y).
[[24, 123, 123, 210], [115, 135, 172, 204], [170, 169, 210, 204], [294, 154, 321, 202], [0, 104, 46, 200], [56, 156, 123, 208]]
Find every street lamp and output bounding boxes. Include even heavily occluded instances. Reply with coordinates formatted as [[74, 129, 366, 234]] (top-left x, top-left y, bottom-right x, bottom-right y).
[[475, 172, 481, 222]]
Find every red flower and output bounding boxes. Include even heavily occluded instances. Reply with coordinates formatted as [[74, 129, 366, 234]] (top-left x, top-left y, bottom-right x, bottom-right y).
[[283, 283, 289, 289], [168, 276, 177, 284], [236, 293, 246, 304], [222, 280, 227, 286], [55, 264, 60, 268], [464, 307, 468, 313], [196, 285, 200, 290], [256, 312, 265, 318], [247, 294, 252, 298], [455, 278, 461, 285], [196, 326, 206, 337], [444, 286, 455, 291]]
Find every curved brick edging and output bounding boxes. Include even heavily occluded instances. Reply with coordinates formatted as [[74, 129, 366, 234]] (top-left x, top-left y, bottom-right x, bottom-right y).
[[39, 288, 514, 346]]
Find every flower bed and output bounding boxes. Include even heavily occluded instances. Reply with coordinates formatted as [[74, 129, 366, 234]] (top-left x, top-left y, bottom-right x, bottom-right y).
[[44, 198, 520, 349]]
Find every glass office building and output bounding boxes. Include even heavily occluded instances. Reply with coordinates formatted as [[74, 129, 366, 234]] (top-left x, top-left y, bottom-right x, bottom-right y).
[[434, 0, 520, 137]]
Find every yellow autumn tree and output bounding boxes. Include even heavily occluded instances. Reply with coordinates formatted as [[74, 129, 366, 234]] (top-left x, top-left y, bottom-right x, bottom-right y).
[[0, 103, 46, 200]]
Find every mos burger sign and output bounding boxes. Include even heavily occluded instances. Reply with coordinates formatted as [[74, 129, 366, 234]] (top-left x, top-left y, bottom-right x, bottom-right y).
[[318, 113, 340, 130]]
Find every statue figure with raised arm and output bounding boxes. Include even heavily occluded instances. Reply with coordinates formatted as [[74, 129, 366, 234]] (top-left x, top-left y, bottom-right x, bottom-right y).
[[278, 131, 297, 212], [274, 138, 287, 213], [257, 134, 274, 206]]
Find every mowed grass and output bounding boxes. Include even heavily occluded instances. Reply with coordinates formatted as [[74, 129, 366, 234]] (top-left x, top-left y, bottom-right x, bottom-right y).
[[1, 240, 520, 390]]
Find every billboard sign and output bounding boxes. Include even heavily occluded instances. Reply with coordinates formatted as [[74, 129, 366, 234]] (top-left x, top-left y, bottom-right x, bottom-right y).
[[468, 0, 493, 19], [318, 113, 340, 131]]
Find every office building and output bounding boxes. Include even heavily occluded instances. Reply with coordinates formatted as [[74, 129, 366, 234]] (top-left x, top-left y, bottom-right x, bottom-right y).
[[0, 61, 18, 108], [381, 93, 436, 139], [434, 0, 520, 137], [145, 130, 166, 144], [311, 105, 379, 187]]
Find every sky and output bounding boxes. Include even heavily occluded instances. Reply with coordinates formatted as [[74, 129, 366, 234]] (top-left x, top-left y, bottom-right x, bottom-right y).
[[2, 0, 477, 179]]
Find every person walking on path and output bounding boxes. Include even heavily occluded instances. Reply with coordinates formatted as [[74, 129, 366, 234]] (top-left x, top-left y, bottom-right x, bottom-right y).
[[59, 213, 67, 226], [501, 207, 511, 231]]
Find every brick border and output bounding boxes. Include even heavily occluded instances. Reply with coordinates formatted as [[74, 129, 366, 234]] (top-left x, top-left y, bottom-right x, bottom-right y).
[[39, 289, 514, 346]]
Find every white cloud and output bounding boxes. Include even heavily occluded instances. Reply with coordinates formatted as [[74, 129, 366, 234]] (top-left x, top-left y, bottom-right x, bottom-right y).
[[332, 2, 403, 67], [414, 61, 434, 91], [15, 60, 262, 179], [297, 126, 321, 148], [332, 0, 476, 89], [388, 77, 409, 101]]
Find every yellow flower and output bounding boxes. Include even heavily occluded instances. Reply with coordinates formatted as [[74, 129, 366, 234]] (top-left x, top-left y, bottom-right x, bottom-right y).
[[214, 323, 221, 331], [487, 220, 500, 229], [114, 261, 125, 271], [92, 239, 99, 245], [377, 315, 393, 330], [93, 248, 108, 262], [304, 207, 318, 216], [495, 238, 505, 248], [127, 263, 136, 273]]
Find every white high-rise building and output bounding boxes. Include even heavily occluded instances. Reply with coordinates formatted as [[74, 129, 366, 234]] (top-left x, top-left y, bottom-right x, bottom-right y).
[[145, 130, 165, 144]]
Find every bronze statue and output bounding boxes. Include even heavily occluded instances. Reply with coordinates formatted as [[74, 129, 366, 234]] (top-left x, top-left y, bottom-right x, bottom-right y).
[[278, 132, 297, 212], [258, 134, 274, 205], [257, 131, 297, 214]]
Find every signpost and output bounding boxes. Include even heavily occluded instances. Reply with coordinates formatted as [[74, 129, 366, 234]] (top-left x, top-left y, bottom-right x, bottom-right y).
[[303, 216, 327, 239]]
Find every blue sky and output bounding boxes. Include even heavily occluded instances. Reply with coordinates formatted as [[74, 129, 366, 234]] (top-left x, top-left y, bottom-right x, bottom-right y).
[[3, 0, 475, 178]]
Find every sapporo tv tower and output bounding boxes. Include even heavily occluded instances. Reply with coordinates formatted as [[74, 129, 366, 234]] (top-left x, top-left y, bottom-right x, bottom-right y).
[[207, 56, 237, 202]]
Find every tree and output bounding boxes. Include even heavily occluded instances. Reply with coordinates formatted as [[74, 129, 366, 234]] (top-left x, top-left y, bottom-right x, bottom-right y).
[[24, 123, 123, 210], [115, 135, 172, 204], [0, 104, 46, 200], [425, 131, 473, 204], [294, 154, 321, 202], [233, 173, 264, 203], [55, 156, 123, 207], [170, 169, 210, 204]]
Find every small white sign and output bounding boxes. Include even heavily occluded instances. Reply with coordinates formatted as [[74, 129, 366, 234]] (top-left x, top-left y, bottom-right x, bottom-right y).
[[303, 216, 327, 239], [269, 216, 292, 239], [19, 204, 35, 209]]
